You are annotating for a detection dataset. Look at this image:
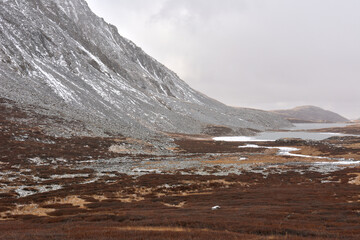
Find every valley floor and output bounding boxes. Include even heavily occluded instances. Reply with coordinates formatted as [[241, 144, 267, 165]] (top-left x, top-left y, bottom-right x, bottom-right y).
[[1, 98, 360, 240]]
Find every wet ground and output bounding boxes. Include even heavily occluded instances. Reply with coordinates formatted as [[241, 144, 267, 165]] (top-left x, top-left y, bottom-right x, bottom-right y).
[[1, 98, 360, 239]]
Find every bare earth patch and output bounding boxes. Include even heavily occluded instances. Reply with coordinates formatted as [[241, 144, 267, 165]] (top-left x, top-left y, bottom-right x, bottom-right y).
[[0, 204, 55, 220], [348, 173, 360, 185]]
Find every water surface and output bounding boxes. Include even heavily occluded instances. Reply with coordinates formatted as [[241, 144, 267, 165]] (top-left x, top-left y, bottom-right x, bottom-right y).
[[214, 123, 355, 142], [284, 123, 350, 130]]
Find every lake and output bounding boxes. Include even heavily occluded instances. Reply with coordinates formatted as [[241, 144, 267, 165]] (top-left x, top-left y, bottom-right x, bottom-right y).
[[214, 123, 354, 142]]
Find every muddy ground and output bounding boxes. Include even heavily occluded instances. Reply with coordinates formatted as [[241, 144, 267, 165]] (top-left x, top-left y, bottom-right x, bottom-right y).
[[1, 98, 360, 240]]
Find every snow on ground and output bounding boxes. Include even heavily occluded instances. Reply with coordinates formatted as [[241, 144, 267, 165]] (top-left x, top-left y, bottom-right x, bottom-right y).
[[213, 136, 273, 142], [28, 157, 48, 166], [34, 63, 77, 103], [276, 147, 327, 159], [238, 144, 263, 148], [15, 185, 63, 198], [50, 174, 89, 179]]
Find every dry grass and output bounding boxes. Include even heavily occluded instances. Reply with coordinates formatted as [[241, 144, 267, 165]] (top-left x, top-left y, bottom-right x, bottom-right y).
[[348, 173, 360, 185], [45, 196, 89, 209], [2, 98, 360, 239], [0, 204, 54, 220]]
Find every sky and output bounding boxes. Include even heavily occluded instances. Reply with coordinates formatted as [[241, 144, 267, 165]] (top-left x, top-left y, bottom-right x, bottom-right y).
[[86, 0, 360, 119]]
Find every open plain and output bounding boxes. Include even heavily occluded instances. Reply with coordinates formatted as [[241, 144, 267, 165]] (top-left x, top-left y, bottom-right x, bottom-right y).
[[1, 98, 360, 240]]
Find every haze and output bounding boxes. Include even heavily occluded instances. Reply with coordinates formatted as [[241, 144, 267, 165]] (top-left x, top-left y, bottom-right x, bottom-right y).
[[86, 0, 360, 119]]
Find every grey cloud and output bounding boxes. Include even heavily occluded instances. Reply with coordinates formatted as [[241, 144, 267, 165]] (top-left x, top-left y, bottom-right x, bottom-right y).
[[151, 0, 247, 25], [87, 0, 360, 119]]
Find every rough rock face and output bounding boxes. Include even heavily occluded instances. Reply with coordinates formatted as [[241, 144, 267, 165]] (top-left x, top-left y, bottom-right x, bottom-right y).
[[0, 0, 291, 138], [272, 106, 349, 123]]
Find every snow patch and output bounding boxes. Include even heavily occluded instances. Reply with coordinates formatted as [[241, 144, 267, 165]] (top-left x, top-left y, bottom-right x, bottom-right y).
[[213, 136, 273, 142], [15, 185, 62, 198], [51, 174, 89, 179], [238, 144, 262, 148], [34, 64, 76, 102], [28, 157, 48, 166]]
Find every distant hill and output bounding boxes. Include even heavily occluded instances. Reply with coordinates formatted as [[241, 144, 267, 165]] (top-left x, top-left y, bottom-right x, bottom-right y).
[[271, 106, 349, 123]]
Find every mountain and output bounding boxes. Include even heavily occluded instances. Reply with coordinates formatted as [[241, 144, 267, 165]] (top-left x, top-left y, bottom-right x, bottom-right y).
[[0, 0, 291, 140], [272, 106, 349, 123]]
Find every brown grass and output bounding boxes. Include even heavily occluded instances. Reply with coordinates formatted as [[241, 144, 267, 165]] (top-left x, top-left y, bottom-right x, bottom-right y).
[[348, 173, 360, 185], [2, 98, 360, 239]]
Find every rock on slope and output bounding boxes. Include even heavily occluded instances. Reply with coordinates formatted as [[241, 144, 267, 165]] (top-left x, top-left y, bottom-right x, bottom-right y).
[[272, 106, 349, 123], [0, 0, 290, 139]]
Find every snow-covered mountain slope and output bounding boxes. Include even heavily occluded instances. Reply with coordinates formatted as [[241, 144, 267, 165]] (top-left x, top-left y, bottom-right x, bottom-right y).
[[0, 0, 291, 138]]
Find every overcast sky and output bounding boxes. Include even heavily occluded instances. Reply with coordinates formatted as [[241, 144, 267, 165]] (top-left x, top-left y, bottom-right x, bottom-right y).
[[86, 0, 360, 119]]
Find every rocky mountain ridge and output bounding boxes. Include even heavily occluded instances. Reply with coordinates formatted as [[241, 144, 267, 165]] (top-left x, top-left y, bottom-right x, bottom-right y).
[[0, 0, 291, 139], [272, 106, 349, 123]]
